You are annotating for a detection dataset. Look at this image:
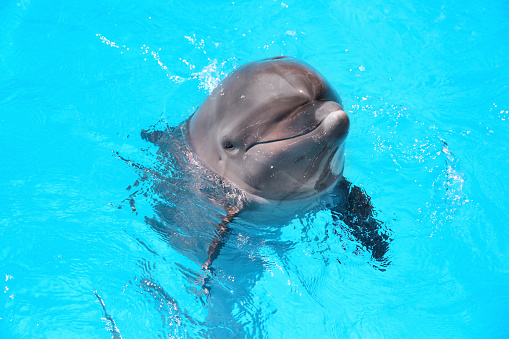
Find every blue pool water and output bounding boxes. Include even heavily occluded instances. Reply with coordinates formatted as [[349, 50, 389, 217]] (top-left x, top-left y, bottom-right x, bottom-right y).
[[1, 0, 509, 337]]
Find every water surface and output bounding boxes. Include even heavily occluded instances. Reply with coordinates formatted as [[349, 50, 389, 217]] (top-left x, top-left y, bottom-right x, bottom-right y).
[[1, 0, 508, 337]]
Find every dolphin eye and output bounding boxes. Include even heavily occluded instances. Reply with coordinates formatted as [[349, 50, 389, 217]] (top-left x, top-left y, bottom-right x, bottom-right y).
[[221, 137, 239, 155], [223, 140, 235, 150]]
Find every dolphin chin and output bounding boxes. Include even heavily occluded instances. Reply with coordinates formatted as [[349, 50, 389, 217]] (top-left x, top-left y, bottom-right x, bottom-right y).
[[188, 57, 350, 201]]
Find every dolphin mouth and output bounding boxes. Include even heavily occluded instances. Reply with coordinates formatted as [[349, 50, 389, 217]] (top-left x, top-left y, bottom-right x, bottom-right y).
[[245, 106, 349, 153], [245, 119, 324, 152]]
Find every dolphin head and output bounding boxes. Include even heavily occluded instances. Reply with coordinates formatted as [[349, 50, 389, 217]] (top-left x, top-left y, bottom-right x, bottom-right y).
[[188, 57, 349, 201]]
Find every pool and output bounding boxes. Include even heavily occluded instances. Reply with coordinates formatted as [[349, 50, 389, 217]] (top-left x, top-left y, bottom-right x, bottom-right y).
[[1, 0, 508, 337]]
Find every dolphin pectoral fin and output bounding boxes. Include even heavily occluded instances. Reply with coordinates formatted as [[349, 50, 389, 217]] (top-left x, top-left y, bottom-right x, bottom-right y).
[[200, 209, 238, 294], [331, 178, 392, 268], [202, 208, 239, 272], [202, 223, 231, 272]]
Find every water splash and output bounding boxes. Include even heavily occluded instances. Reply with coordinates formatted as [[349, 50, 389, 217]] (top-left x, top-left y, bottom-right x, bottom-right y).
[[191, 59, 229, 93]]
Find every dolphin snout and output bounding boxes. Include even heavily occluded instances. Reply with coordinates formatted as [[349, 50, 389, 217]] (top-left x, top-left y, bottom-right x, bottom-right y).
[[321, 108, 350, 140]]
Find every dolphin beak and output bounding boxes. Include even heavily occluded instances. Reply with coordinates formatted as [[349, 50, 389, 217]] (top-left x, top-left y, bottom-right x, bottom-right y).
[[245, 102, 349, 152], [321, 109, 349, 141]]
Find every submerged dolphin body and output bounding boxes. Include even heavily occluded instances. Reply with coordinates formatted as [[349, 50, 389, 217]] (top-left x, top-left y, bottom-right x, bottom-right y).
[[136, 57, 390, 271]]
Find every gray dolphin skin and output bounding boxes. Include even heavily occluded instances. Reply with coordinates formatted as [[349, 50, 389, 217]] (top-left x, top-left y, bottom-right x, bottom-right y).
[[188, 57, 350, 202]]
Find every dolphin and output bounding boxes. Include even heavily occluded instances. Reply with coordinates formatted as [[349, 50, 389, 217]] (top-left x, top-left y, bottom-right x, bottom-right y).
[[131, 57, 390, 272]]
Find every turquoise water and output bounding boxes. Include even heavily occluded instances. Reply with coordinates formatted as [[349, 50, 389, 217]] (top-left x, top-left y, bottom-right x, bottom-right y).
[[1, 0, 509, 337]]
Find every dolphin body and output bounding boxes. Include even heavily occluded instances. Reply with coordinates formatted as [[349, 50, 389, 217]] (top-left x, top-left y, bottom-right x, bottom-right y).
[[137, 57, 390, 272]]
